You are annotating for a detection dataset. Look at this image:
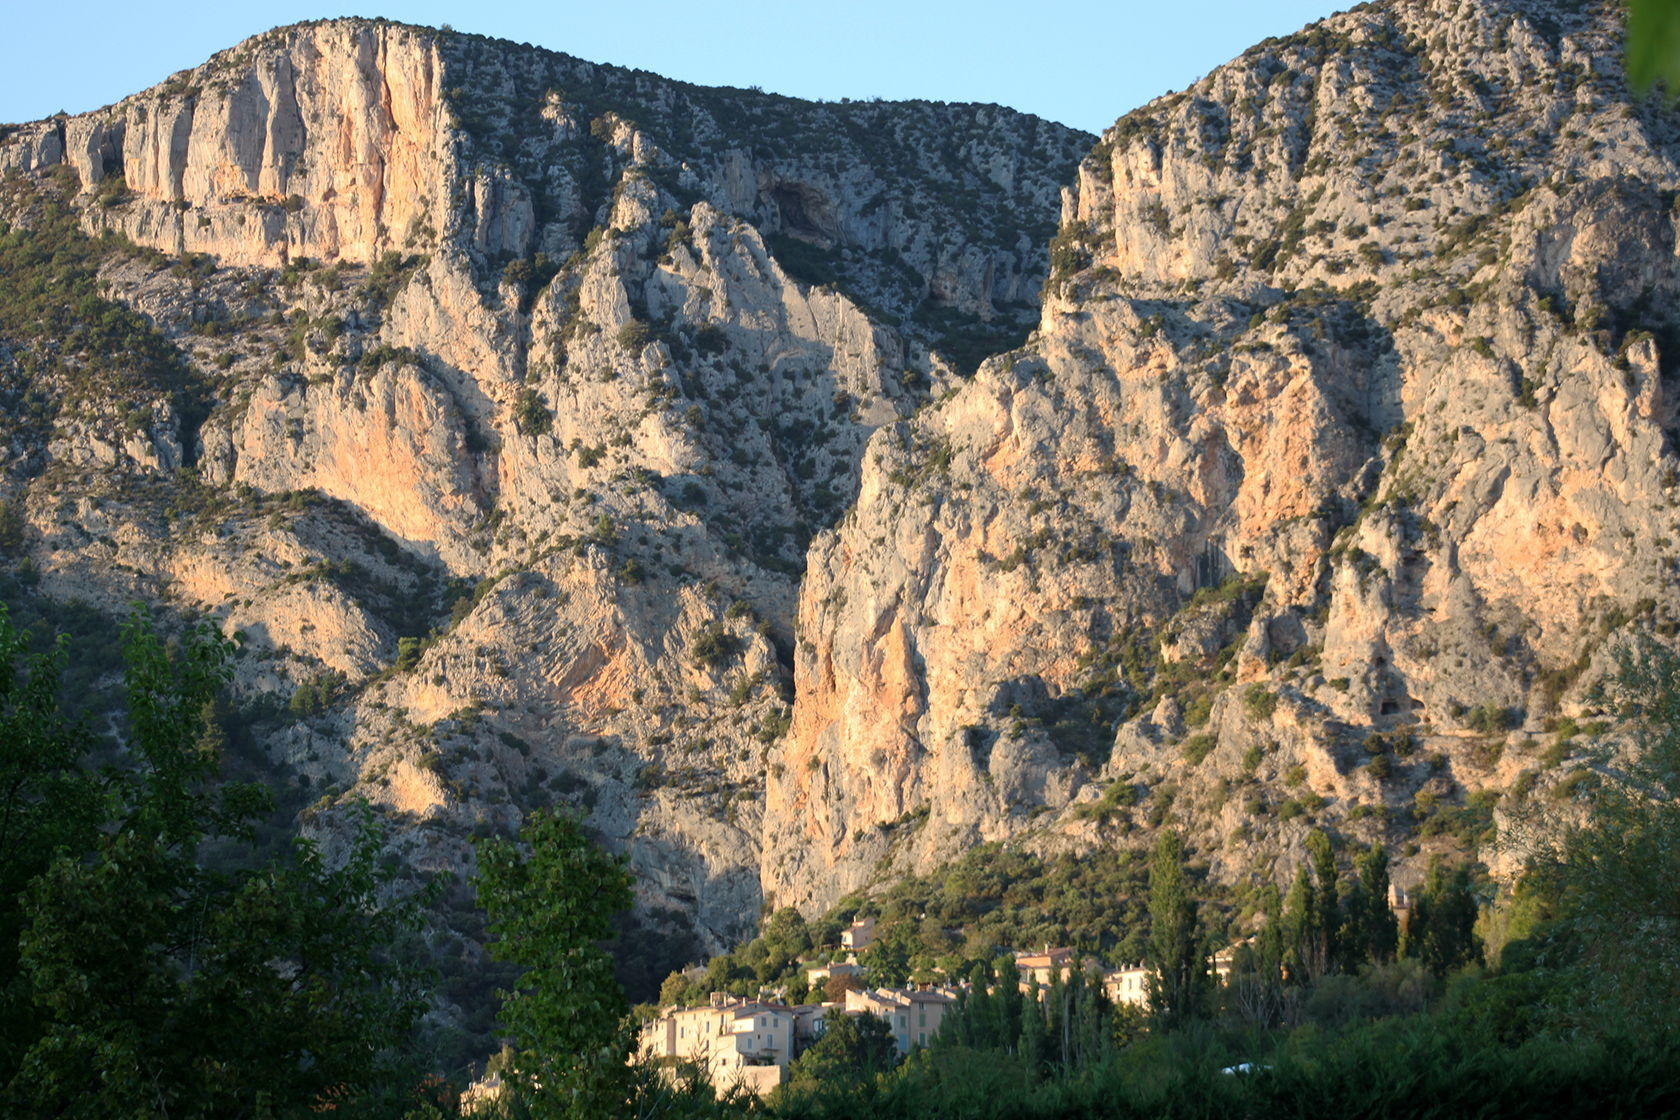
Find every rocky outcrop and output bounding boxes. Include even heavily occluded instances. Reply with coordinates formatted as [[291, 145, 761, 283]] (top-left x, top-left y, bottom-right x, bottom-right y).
[[0, 16, 1088, 1002], [45, 22, 456, 266], [7, 0, 1671, 1032], [763, 0, 1680, 913]]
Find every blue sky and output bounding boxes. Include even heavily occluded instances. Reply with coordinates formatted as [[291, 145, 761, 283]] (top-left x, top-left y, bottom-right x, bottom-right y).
[[1, 1, 1349, 135]]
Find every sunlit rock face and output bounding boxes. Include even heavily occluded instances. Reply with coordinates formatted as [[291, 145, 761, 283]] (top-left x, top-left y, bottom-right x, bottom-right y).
[[0, 15, 1088, 984], [5, 0, 1676, 1023], [763, 0, 1680, 914]]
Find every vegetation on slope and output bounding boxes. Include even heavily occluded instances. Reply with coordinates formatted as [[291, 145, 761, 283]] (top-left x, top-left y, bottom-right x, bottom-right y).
[[0, 169, 207, 447]]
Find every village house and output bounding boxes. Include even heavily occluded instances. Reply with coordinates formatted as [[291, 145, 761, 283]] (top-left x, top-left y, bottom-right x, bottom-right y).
[[1013, 946, 1078, 987], [637, 995, 796, 1095], [791, 1002, 830, 1050], [1102, 963, 1151, 1008], [844, 986, 958, 1054], [1101, 939, 1255, 1010], [806, 959, 865, 987], [1389, 883, 1414, 937], [840, 915, 877, 953], [1212, 938, 1251, 985]]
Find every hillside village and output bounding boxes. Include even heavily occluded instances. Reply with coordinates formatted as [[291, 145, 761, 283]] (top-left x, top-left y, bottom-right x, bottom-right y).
[[636, 916, 1262, 1094], [638, 875, 1428, 1097]]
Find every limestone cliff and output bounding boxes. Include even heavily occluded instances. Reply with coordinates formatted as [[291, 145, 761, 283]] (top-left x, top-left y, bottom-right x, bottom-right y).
[[0, 16, 1088, 1007], [2, 0, 1670, 1032], [763, 0, 1680, 913], [3, 23, 454, 266]]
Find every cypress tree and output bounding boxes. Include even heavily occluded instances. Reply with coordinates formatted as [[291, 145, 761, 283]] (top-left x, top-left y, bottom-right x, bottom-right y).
[[1354, 844, 1399, 964], [1306, 829, 1343, 972], [1147, 830, 1207, 1024], [1046, 971, 1069, 1069], [1255, 881, 1284, 974], [1071, 970, 1107, 1069], [1407, 858, 1480, 975], [997, 957, 1025, 1052], [1019, 978, 1048, 1073], [1281, 864, 1319, 982], [961, 960, 994, 1048]]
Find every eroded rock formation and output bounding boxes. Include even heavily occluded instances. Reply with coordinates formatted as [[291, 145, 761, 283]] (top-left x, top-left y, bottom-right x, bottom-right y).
[[1, 0, 1673, 1029], [0, 16, 1087, 1000], [763, 0, 1680, 912]]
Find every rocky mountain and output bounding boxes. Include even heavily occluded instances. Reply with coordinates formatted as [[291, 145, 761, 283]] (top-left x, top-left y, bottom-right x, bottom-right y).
[[764, 0, 1680, 911], [0, 17, 1089, 1012], [0, 0, 1671, 1034]]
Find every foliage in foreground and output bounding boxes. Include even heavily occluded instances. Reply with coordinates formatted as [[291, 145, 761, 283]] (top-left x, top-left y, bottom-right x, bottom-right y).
[[0, 608, 437, 1117], [473, 809, 635, 1118], [3, 605, 1679, 1118], [765, 1016, 1680, 1120]]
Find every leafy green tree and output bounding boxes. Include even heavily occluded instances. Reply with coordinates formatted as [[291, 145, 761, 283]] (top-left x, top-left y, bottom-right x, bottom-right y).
[[658, 970, 697, 1009], [475, 809, 634, 1117], [1146, 830, 1207, 1024], [861, 923, 915, 987], [790, 1010, 897, 1084], [761, 906, 812, 960], [1515, 641, 1680, 1034], [0, 611, 105, 1062], [0, 609, 433, 1117], [1227, 884, 1287, 1027]]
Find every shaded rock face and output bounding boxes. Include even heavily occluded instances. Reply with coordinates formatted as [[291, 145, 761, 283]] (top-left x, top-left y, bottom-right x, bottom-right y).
[[763, 0, 1680, 913], [0, 16, 1088, 994]]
